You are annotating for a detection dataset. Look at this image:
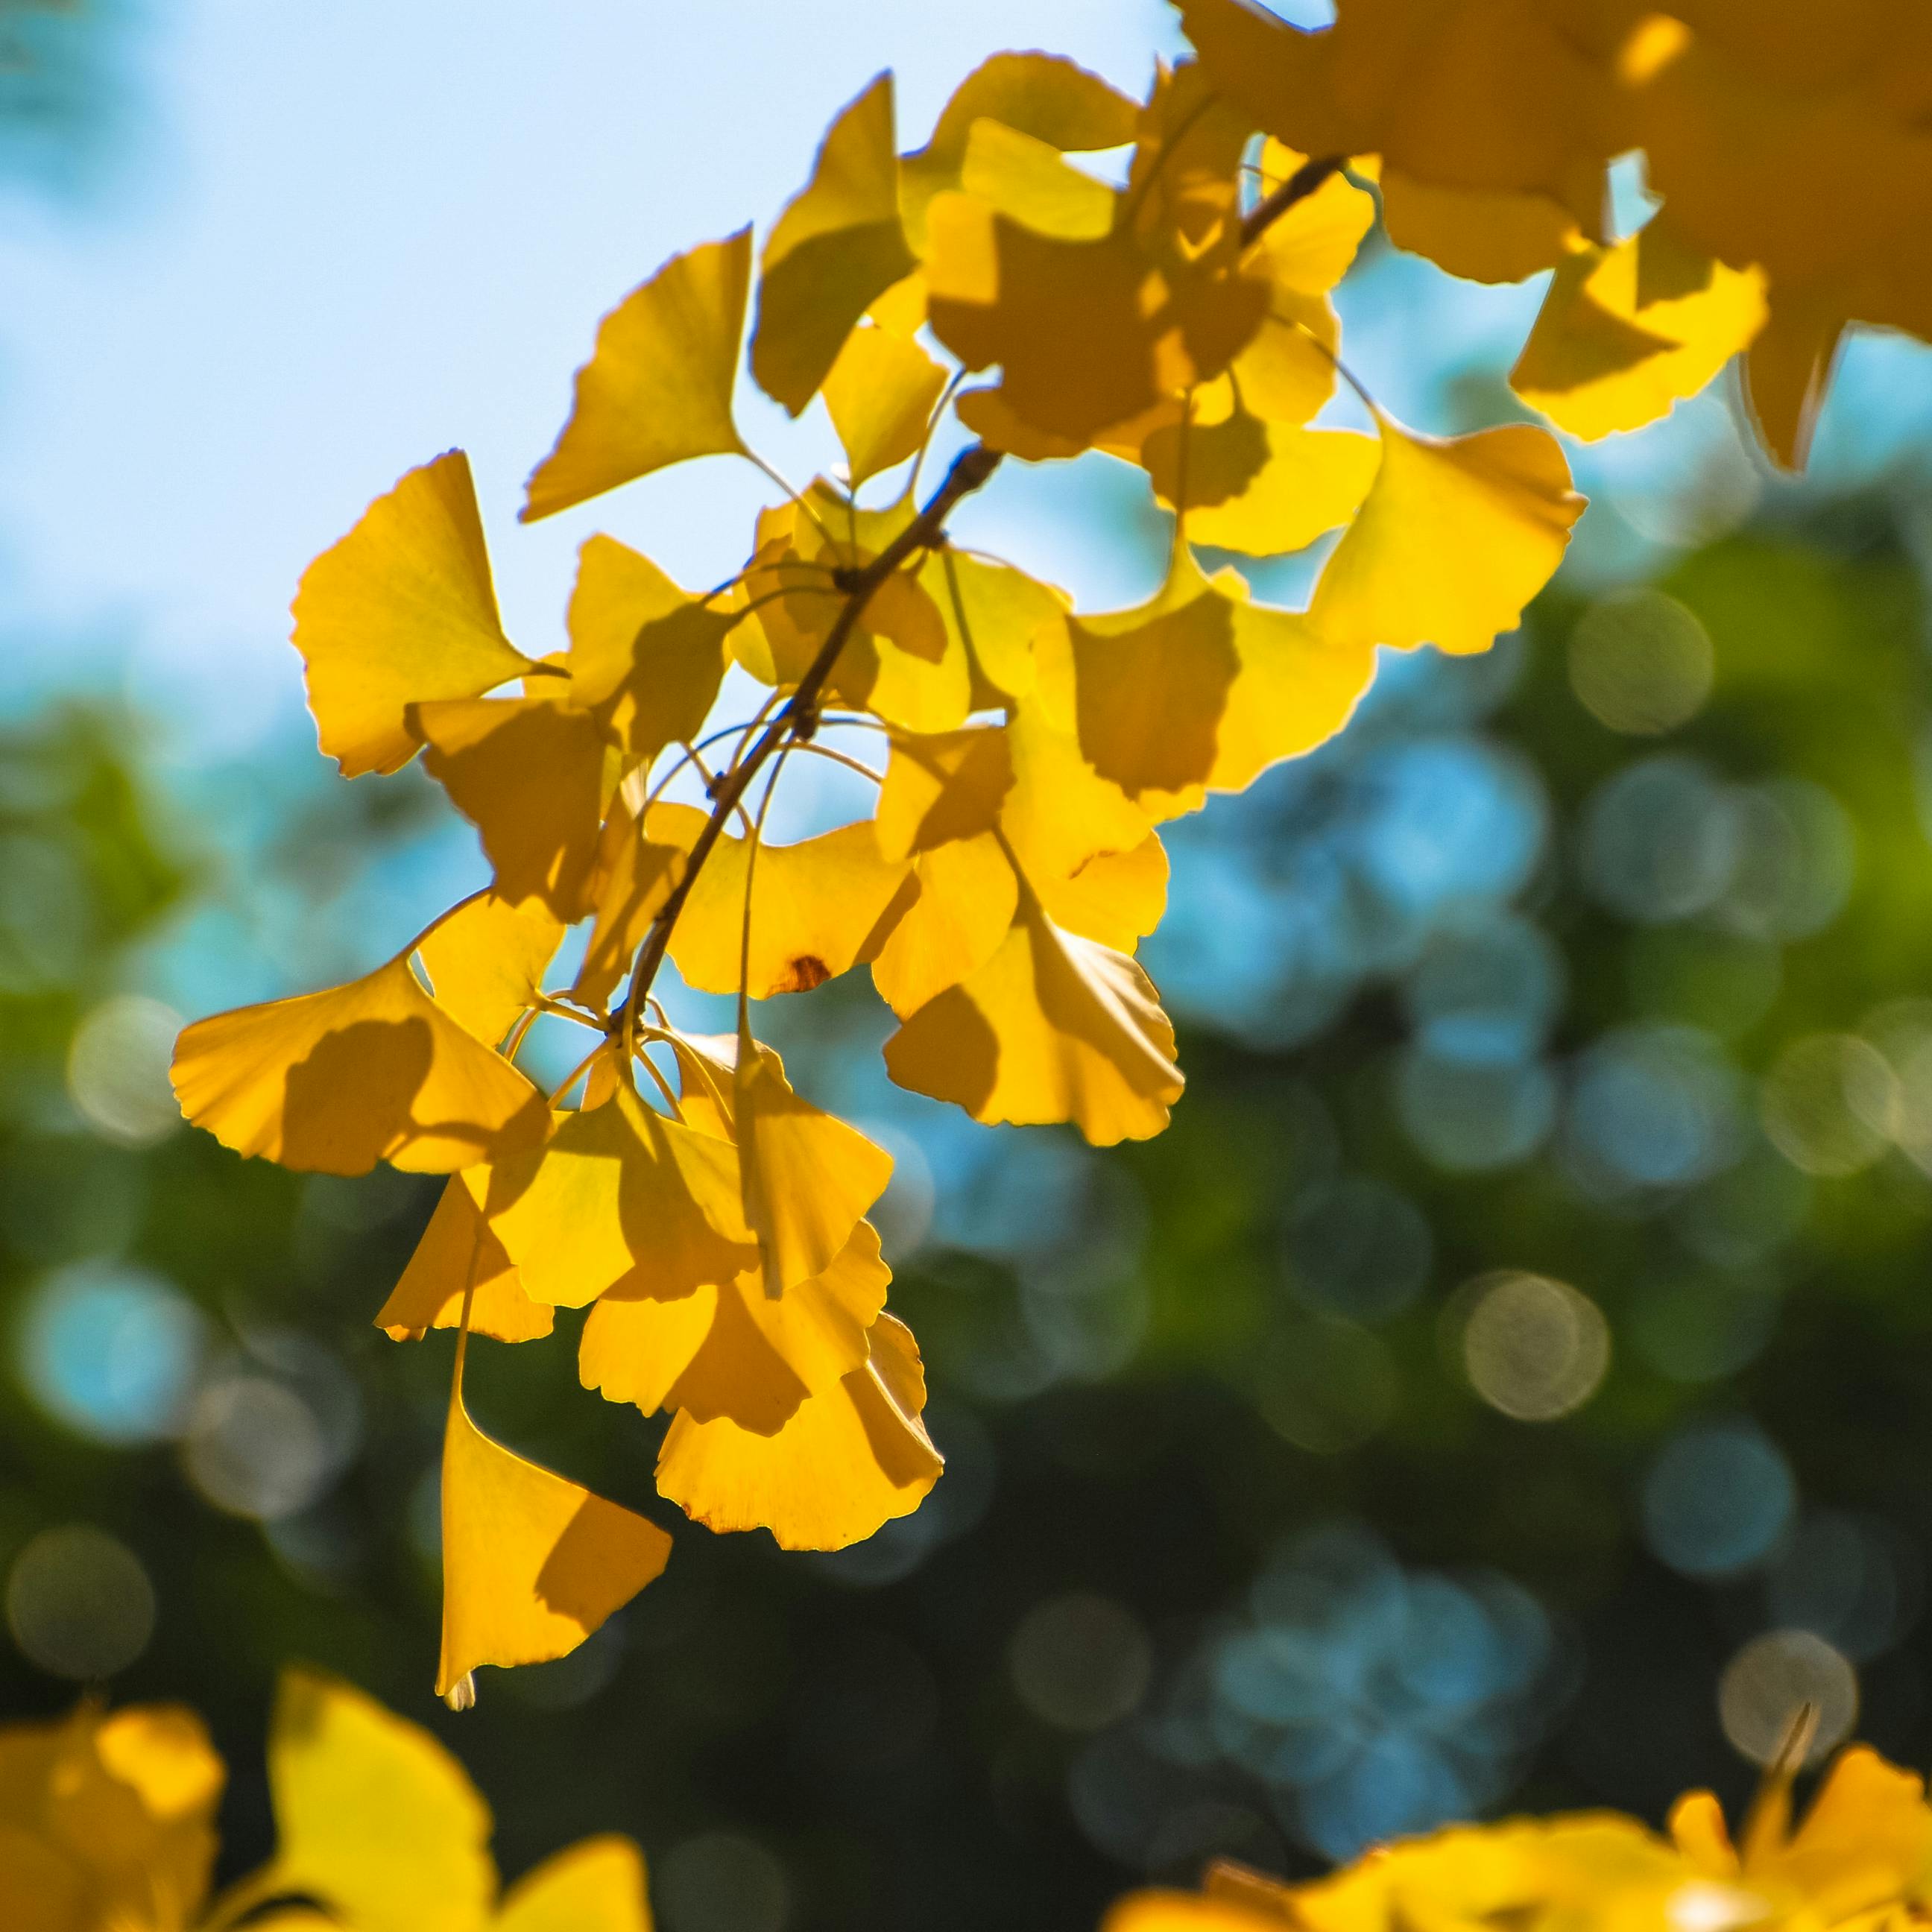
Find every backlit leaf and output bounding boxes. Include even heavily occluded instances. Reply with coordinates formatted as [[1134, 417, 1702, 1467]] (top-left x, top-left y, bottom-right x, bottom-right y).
[[415, 893, 564, 1052], [1040, 832, 1169, 955], [376, 1175, 554, 1345], [571, 801, 699, 1010], [752, 75, 916, 414], [291, 451, 532, 779], [884, 886, 1183, 1145], [874, 725, 1014, 862], [523, 230, 751, 520], [823, 323, 948, 488], [1380, 168, 1583, 283], [496, 1838, 652, 1932], [171, 940, 548, 1176], [438, 1394, 671, 1697], [871, 834, 1019, 1020], [1310, 410, 1584, 655], [657, 1313, 942, 1550], [921, 547, 1067, 707]]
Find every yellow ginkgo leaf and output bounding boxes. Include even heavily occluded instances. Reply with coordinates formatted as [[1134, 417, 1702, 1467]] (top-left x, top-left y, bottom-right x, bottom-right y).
[[1511, 221, 1769, 439], [1000, 699, 1152, 888], [955, 119, 1117, 241], [823, 323, 948, 488], [413, 695, 611, 920], [522, 230, 751, 521], [415, 893, 564, 1051], [884, 888, 1183, 1146], [563, 535, 732, 760], [253, 1667, 495, 1932], [487, 1079, 754, 1309], [376, 1175, 554, 1345], [1102, 1895, 1277, 1932], [871, 833, 1019, 1020], [736, 1036, 894, 1293], [657, 1313, 942, 1550], [900, 48, 1137, 247], [874, 725, 1014, 862], [1380, 168, 1584, 284], [291, 451, 533, 779], [438, 1392, 672, 1698], [670, 818, 912, 999], [752, 74, 916, 415], [1744, 296, 1849, 475], [580, 1221, 888, 1434], [571, 800, 700, 1010], [496, 1837, 651, 1932], [1309, 411, 1585, 656], [171, 940, 549, 1176], [1140, 411, 1379, 555], [1250, 139, 1377, 301], [921, 546, 1068, 705], [1038, 832, 1169, 956]]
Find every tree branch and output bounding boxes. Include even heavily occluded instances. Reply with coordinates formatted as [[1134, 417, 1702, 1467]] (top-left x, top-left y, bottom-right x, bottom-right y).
[[617, 441, 1003, 1041]]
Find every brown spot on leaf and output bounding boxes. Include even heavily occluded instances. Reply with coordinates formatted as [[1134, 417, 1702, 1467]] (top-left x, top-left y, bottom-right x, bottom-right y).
[[775, 954, 831, 993]]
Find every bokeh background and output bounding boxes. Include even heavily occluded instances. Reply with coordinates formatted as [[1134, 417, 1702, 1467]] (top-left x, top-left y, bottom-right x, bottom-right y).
[[7, 2, 1932, 1928]]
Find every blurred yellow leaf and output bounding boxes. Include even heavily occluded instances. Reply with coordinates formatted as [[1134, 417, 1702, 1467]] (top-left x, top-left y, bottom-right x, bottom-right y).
[[870, 834, 1020, 1019], [1310, 411, 1584, 655], [657, 1313, 942, 1549], [885, 887, 1182, 1144], [954, 119, 1117, 239], [734, 1037, 894, 1295], [487, 1078, 754, 1309], [874, 725, 1014, 862], [823, 323, 949, 488], [580, 1220, 888, 1433], [292, 451, 532, 779], [413, 695, 612, 920], [522, 230, 751, 520], [496, 1838, 652, 1932], [1512, 220, 1767, 438], [171, 937, 548, 1176], [752, 75, 916, 414], [376, 1174, 554, 1345], [254, 1667, 494, 1932], [563, 535, 732, 759], [670, 818, 912, 999], [439, 1393, 671, 1698], [415, 892, 564, 1052], [1380, 168, 1583, 283]]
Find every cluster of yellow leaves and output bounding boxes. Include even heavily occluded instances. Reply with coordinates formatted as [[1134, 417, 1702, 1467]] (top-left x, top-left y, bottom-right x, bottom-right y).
[[0, 1668, 650, 1932], [1178, 0, 1932, 468], [171, 43, 1608, 1696], [1108, 1743, 1932, 1932]]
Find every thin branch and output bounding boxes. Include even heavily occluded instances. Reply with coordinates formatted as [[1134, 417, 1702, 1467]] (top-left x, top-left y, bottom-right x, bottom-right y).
[[787, 740, 885, 786]]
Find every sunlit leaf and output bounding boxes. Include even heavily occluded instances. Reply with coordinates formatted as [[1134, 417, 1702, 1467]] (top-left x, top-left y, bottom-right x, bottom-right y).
[[523, 230, 751, 520], [921, 546, 1068, 706], [171, 938, 549, 1176], [657, 1313, 942, 1550], [823, 323, 948, 488], [1380, 168, 1583, 283], [571, 800, 700, 1010], [413, 695, 612, 920], [1512, 220, 1768, 438], [752, 75, 916, 414], [885, 886, 1183, 1145], [376, 1175, 554, 1345], [874, 725, 1014, 862], [291, 451, 532, 778], [415, 892, 564, 1051], [1039, 832, 1169, 955], [496, 1838, 652, 1932], [1309, 410, 1584, 655], [580, 1220, 888, 1434], [438, 1392, 671, 1698]]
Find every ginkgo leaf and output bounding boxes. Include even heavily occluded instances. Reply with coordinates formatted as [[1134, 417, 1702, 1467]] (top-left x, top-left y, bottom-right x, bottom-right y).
[[1744, 297, 1849, 473], [1511, 221, 1768, 439], [171, 942, 548, 1176], [487, 1079, 754, 1309], [439, 1391, 671, 1698], [291, 451, 534, 778], [580, 1221, 888, 1434], [823, 323, 948, 488], [563, 535, 732, 759], [921, 546, 1068, 705], [874, 726, 1014, 862], [522, 230, 751, 520], [1309, 411, 1585, 655], [572, 800, 699, 1009], [1249, 139, 1377, 300], [415, 893, 564, 1051], [900, 49, 1137, 247], [884, 887, 1183, 1145], [1000, 699, 1152, 888], [752, 74, 916, 415], [657, 1313, 942, 1550], [412, 695, 611, 920], [1102, 1895, 1275, 1932], [1140, 409, 1379, 555], [496, 1838, 651, 1932], [734, 1038, 894, 1295], [871, 834, 1018, 1020], [954, 119, 1117, 240], [253, 1667, 496, 1932], [1039, 833, 1169, 955], [376, 1175, 554, 1345], [1380, 168, 1583, 284], [669, 818, 912, 999]]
